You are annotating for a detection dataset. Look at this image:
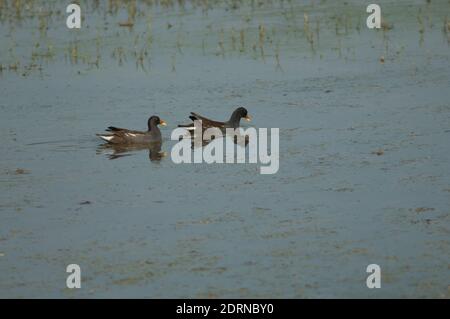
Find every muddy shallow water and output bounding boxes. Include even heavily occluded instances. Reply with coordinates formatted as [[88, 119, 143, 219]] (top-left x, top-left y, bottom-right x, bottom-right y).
[[0, 0, 449, 298]]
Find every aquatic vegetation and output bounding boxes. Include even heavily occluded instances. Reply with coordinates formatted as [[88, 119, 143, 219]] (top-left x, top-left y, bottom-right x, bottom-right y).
[[0, 0, 447, 75]]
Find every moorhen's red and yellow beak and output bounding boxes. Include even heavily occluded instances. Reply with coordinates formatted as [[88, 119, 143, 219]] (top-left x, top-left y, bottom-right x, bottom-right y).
[[159, 120, 167, 127], [244, 115, 252, 122]]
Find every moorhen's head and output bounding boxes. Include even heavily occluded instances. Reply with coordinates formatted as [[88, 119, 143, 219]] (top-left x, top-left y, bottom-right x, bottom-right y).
[[147, 116, 167, 130], [233, 107, 252, 122]]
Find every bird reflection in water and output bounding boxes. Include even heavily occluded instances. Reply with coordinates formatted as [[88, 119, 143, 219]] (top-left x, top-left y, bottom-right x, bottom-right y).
[[97, 131, 249, 162], [97, 142, 167, 162], [186, 131, 250, 149]]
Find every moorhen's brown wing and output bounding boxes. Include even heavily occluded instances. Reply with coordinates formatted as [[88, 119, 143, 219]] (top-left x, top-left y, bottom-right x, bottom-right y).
[[106, 126, 145, 134], [189, 112, 227, 129]]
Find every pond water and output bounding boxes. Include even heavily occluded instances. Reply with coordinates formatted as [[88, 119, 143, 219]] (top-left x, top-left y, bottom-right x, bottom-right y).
[[0, 0, 449, 298]]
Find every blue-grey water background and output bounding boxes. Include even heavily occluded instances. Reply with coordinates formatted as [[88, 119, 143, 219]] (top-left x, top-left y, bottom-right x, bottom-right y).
[[0, 0, 449, 298]]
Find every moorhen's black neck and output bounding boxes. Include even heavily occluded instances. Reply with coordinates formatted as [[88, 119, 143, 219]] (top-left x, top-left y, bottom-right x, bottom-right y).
[[228, 109, 244, 128], [147, 118, 157, 132], [147, 119, 161, 136]]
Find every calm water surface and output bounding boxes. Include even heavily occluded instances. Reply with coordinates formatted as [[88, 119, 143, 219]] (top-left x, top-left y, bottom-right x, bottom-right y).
[[0, 0, 449, 298]]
